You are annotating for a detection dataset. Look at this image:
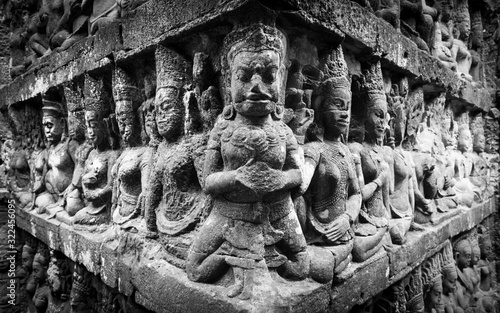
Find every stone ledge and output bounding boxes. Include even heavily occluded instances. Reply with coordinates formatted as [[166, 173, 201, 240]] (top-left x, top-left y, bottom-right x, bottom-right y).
[[16, 208, 329, 312], [329, 198, 496, 312], [134, 260, 330, 313], [15, 197, 496, 313], [120, 0, 248, 51], [0, 0, 492, 113]]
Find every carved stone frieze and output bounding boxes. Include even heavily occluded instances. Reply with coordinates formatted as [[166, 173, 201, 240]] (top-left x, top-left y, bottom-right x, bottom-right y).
[[0, 1, 499, 312]]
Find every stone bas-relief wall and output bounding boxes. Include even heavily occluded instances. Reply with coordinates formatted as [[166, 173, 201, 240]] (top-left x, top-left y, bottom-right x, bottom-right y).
[[0, 0, 499, 312]]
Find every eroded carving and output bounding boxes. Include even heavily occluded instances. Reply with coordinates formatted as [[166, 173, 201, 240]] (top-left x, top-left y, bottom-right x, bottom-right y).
[[432, 19, 457, 71], [32, 247, 50, 313], [351, 62, 389, 261], [454, 237, 476, 312], [51, 109, 92, 224], [71, 79, 120, 225], [145, 45, 209, 244], [450, 1, 473, 82], [400, 0, 438, 52], [20, 243, 37, 312], [385, 79, 424, 241], [110, 67, 152, 232], [35, 98, 77, 216], [422, 253, 444, 313], [46, 251, 72, 313], [70, 263, 93, 312], [441, 243, 460, 313], [186, 23, 309, 299], [301, 45, 360, 282], [8, 108, 32, 209]]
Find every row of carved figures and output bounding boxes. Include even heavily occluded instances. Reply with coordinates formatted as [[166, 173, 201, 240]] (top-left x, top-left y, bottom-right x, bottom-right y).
[[2, 0, 147, 78], [353, 0, 485, 83], [0, 229, 150, 313], [6, 23, 499, 300], [359, 227, 496, 313]]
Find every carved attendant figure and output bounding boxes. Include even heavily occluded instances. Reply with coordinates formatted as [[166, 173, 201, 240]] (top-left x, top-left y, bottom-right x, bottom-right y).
[[48, 111, 92, 222], [29, 124, 49, 211], [454, 238, 474, 312], [301, 46, 361, 282], [477, 229, 497, 312], [435, 120, 471, 209], [7, 110, 32, 207], [35, 99, 77, 215], [432, 20, 457, 71], [8, 133, 32, 208], [70, 263, 93, 312], [186, 24, 308, 299], [111, 69, 152, 231], [464, 237, 481, 297], [389, 83, 435, 220], [32, 252, 50, 313], [25, 0, 68, 66], [20, 244, 38, 313], [466, 129, 489, 199], [453, 125, 477, 206], [478, 229, 494, 293], [386, 84, 418, 243], [424, 275, 444, 313], [400, 0, 438, 52], [450, 23, 473, 82], [49, 0, 88, 51], [22, 244, 36, 273], [440, 242, 462, 313], [436, 118, 460, 209], [72, 106, 119, 225], [442, 261, 461, 313], [46, 252, 71, 313], [351, 63, 389, 261], [146, 46, 208, 241]]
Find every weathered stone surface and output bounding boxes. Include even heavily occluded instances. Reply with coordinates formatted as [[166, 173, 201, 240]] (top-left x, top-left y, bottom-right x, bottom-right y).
[[100, 237, 120, 289], [122, 0, 248, 51], [15, 195, 496, 313], [331, 251, 389, 312], [94, 22, 123, 61], [135, 260, 330, 313], [16, 209, 330, 312], [0, 57, 9, 86]]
